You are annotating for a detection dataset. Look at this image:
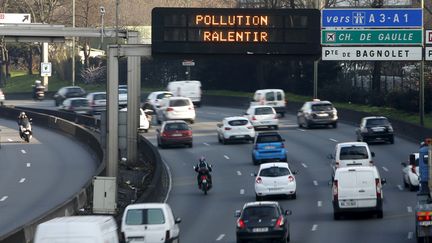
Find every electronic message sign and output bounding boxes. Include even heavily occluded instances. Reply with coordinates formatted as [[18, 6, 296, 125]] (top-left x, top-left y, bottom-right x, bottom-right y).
[[151, 8, 320, 55]]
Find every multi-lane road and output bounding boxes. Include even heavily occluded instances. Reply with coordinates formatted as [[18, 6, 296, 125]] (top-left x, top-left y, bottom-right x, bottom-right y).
[[142, 106, 419, 243], [0, 115, 97, 237], [1, 99, 421, 242]]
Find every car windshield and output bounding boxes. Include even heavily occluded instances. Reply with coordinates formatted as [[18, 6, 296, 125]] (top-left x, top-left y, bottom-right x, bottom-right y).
[[170, 99, 190, 107], [311, 103, 333, 111], [119, 89, 127, 95], [165, 123, 189, 131], [242, 206, 278, 220], [228, 119, 248, 126], [366, 118, 389, 126], [255, 107, 274, 115], [340, 146, 368, 160], [71, 99, 88, 107], [259, 167, 290, 177], [125, 209, 165, 225], [257, 135, 282, 143]]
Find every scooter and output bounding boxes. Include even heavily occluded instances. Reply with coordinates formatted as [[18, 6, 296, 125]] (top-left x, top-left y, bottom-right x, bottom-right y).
[[194, 165, 213, 195], [19, 120, 32, 143]]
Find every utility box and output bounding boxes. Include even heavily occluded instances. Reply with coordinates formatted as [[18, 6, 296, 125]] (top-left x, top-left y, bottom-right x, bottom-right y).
[[92, 176, 117, 214]]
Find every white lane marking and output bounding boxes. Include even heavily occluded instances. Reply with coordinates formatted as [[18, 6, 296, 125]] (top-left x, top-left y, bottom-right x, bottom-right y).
[[382, 166, 389, 172], [397, 185, 403, 191], [162, 159, 173, 204], [7, 138, 12, 142], [301, 163, 308, 168], [208, 112, 217, 115], [0, 196, 8, 202], [329, 138, 338, 142], [203, 142, 210, 146], [19, 178, 26, 183], [313, 180, 318, 186], [317, 201, 322, 207], [297, 129, 306, 132], [237, 171, 242, 176], [311, 224, 318, 231], [407, 206, 413, 213], [21, 149, 26, 154], [26, 163, 31, 167], [408, 232, 413, 239], [224, 155, 230, 160], [216, 234, 225, 241], [240, 189, 245, 195]]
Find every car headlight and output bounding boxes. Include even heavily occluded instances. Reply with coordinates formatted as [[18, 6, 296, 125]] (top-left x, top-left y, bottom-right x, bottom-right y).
[[388, 126, 394, 132]]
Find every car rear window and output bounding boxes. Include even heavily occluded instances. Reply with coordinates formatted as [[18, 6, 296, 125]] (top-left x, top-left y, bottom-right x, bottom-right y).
[[119, 89, 127, 95], [94, 94, 106, 100], [228, 120, 248, 126], [366, 118, 389, 126], [165, 123, 189, 131], [339, 146, 368, 160], [170, 99, 190, 107], [157, 93, 172, 99], [257, 134, 282, 143], [68, 87, 83, 93], [265, 92, 275, 101], [255, 107, 275, 115], [259, 167, 290, 177], [311, 103, 333, 111], [71, 99, 88, 106], [242, 206, 278, 220], [125, 208, 165, 225]]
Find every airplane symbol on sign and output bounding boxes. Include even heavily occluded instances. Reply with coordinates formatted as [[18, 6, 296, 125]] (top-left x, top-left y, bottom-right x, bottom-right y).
[[326, 32, 336, 42]]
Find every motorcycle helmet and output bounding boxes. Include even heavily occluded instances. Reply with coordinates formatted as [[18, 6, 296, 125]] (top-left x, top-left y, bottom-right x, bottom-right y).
[[20, 112, 26, 117], [199, 156, 206, 163]]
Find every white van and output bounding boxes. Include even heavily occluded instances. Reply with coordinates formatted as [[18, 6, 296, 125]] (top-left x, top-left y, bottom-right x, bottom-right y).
[[34, 216, 119, 243], [121, 203, 181, 243], [332, 166, 386, 219], [167, 80, 202, 107], [250, 89, 286, 117], [330, 142, 375, 169]]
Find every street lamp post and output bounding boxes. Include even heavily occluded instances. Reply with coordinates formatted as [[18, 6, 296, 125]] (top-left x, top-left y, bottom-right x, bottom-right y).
[[100, 6, 105, 49], [72, 0, 75, 86]]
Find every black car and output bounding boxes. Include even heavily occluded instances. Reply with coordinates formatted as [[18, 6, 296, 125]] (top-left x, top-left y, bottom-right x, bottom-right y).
[[356, 116, 394, 144], [236, 201, 291, 243], [53, 86, 86, 106], [297, 99, 338, 129]]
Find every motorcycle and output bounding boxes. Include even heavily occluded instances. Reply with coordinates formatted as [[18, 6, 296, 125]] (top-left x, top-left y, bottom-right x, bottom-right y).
[[194, 165, 213, 195], [19, 119, 32, 143]]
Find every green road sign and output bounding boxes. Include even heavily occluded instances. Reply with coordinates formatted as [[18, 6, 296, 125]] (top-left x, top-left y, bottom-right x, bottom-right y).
[[321, 29, 422, 45]]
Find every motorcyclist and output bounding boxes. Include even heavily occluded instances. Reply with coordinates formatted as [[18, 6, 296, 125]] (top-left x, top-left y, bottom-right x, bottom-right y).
[[17, 112, 31, 138], [194, 156, 213, 188]]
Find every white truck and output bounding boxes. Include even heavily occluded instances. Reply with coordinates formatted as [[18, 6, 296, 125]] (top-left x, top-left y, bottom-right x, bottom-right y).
[[33, 216, 119, 243]]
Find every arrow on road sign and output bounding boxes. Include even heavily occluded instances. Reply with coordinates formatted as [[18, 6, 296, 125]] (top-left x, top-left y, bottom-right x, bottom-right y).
[[22, 15, 29, 22]]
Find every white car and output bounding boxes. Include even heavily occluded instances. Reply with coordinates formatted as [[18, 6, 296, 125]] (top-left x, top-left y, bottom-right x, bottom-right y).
[[119, 88, 127, 107], [402, 153, 420, 191], [0, 88, 5, 105], [156, 97, 196, 124], [254, 162, 296, 200], [216, 116, 255, 144], [120, 107, 150, 132], [245, 105, 278, 130], [143, 91, 173, 110]]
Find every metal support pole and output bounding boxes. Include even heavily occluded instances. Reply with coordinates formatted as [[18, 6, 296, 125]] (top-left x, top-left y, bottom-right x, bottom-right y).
[[107, 46, 119, 177], [72, 0, 76, 86], [126, 35, 140, 163], [313, 60, 318, 99], [43, 42, 49, 89], [420, 0, 425, 126], [186, 66, 191, 80]]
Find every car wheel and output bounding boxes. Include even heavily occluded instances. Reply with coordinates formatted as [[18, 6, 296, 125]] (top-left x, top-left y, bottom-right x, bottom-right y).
[[274, 125, 279, 130], [332, 122, 337, 128], [291, 193, 296, 200], [188, 143, 193, 148], [376, 210, 383, 219], [218, 135, 222, 143], [280, 113, 285, 118], [252, 155, 258, 165], [222, 137, 227, 145], [236, 238, 244, 243], [304, 121, 310, 129], [286, 234, 290, 243], [190, 119, 195, 124], [333, 212, 341, 220], [255, 194, 262, 201], [389, 136, 395, 144]]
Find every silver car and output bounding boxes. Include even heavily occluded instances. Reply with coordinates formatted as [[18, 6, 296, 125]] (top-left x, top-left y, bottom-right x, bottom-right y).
[[59, 97, 91, 115]]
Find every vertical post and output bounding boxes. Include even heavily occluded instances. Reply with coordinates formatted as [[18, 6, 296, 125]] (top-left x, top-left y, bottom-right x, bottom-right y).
[[186, 66, 191, 80], [107, 46, 119, 177], [116, 0, 120, 45], [313, 59, 318, 99], [43, 42, 49, 90], [72, 0, 76, 86], [420, 0, 425, 126], [428, 139, 432, 196]]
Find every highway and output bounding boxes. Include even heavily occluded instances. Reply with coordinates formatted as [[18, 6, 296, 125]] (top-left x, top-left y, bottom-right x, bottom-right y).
[[0, 116, 98, 237], [142, 105, 419, 243]]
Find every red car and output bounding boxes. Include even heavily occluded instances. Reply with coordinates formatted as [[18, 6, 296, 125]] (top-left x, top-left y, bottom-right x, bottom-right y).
[[157, 120, 193, 148]]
